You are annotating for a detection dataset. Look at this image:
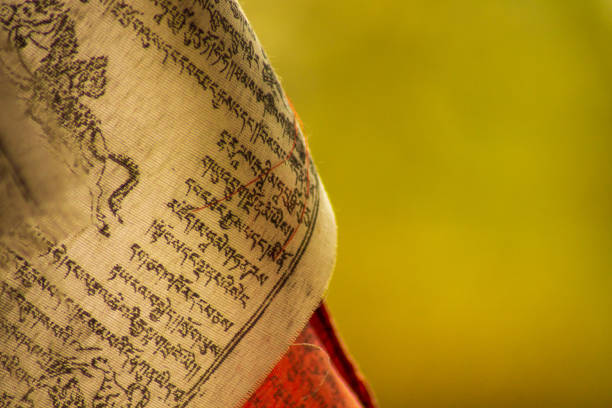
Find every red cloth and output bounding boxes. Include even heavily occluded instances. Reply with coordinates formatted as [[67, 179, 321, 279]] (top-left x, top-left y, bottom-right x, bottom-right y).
[[243, 303, 377, 408]]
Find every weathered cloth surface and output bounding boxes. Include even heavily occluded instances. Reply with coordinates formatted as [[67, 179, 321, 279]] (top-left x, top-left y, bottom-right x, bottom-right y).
[[244, 302, 378, 408], [0, 1, 337, 407]]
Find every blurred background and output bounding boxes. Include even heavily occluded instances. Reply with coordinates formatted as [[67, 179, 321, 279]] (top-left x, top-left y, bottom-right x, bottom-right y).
[[241, 1, 612, 407]]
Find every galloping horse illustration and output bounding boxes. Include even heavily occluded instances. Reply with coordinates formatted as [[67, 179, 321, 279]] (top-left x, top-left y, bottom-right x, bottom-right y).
[[22, 356, 151, 408], [0, 0, 139, 237]]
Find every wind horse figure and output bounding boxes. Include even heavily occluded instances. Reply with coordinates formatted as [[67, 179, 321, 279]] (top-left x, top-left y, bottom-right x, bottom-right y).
[[0, 0, 139, 237]]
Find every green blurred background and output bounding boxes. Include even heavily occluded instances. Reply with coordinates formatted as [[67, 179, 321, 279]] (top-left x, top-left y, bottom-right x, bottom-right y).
[[241, 1, 612, 407]]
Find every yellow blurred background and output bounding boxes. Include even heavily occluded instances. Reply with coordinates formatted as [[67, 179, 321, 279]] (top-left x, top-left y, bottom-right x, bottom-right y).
[[241, 1, 612, 407]]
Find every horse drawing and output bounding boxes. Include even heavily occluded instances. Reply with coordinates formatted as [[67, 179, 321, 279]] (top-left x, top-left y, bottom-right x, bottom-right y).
[[0, 0, 139, 237]]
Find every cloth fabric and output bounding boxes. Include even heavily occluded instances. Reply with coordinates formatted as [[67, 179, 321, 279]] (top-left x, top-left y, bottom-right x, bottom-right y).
[[244, 302, 377, 408], [0, 1, 373, 407]]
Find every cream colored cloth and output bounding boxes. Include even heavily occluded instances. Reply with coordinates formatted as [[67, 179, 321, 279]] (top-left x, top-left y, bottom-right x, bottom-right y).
[[0, 1, 336, 407]]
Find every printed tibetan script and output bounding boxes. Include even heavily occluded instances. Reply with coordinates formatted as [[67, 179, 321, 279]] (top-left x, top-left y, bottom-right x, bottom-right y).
[[0, 1, 337, 408]]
